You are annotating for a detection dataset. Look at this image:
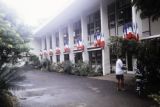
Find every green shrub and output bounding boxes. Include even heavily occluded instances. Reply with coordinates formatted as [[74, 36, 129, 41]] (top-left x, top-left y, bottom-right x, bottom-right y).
[[89, 65, 103, 76], [40, 58, 51, 70], [71, 62, 102, 76], [149, 92, 160, 105], [47, 61, 102, 77], [52, 62, 64, 73], [0, 66, 24, 107], [63, 61, 72, 74], [29, 55, 40, 68], [48, 62, 56, 72], [0, 90, 18, 107]]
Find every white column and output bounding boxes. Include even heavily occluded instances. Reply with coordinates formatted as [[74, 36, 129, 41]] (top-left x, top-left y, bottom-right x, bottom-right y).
[[39, 36, 44, 60], [81, 15, 89, 63], [41, 36, 44, 50], [132, 6, 143, 37], [59, 29, 64, 62], [52, 33, 56, 63], [101, 0, 110, 75], [46, 34, 50, 59], [68, 22, 75, 63]]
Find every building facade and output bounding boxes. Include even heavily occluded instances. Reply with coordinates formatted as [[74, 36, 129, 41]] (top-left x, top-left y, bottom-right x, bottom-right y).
[[33, 0, 160, 75]]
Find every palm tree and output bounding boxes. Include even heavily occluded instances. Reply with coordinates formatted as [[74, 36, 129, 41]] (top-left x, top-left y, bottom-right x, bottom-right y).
[[0, 2, 29, 107], [132, 0, 160, 35], [132, 0, 160, 21]]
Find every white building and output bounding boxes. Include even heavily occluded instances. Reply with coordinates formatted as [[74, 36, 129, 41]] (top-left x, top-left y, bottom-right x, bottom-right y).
[[33, 0, 160, 75]]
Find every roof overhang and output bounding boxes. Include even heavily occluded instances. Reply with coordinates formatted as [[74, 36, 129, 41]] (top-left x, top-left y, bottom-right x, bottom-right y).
[[141, 34, 160, 40], [34, 0, 100, 37]]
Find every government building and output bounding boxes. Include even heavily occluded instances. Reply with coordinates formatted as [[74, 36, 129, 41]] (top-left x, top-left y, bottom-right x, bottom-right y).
[[33, 0, 160, 75]]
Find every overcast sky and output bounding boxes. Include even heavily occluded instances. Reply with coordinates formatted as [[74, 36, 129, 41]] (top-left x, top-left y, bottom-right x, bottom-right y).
[[2, 0, 74, 26]]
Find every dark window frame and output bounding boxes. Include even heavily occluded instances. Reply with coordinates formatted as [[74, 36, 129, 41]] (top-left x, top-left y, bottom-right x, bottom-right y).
[[64, 54, 70, 61], [56, 55, 60, 63], [63, 27, 69, 45], [107, 0, 132, 28], [89, 50, 102, 65], [75, 52, 83, 63], [87, 10, 101, 35], [73, 21, 82, 44]]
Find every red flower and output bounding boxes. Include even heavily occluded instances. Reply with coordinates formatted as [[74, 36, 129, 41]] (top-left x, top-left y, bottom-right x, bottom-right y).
[[127, 33, 132, 39], [64, 47, 70, 53], [100, 41, 105, 48], [77, 45, 84, 51], [97, 40, 101, 46]]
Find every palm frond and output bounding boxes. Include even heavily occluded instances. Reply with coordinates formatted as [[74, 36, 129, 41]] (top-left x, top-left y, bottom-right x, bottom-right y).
[[0, 66, 25, 90]]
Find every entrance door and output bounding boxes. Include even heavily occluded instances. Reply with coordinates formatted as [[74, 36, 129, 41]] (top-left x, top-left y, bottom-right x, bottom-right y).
[[64, 54, 69, 61], [89, 50, 102, 67], [75, 52, 82, 63], [127, 53, 133, 71]]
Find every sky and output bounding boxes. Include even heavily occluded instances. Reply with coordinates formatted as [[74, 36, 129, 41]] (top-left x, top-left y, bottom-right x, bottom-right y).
[[2, 0, 74, 27]]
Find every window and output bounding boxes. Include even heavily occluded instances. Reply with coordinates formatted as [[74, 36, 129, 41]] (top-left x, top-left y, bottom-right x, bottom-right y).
[[117, 0, 132, 26], [73, 21, 81, 44], [88, 15, 94, 35], [87, 11, 101, 35], [108, 3, 116, 28], [64, 54, 69, 61], [50, 36, 52, 49], [50, 56, 53, 63], [63, 27, 69, 45], [95, 11, 101, 32], [89, 50, 102, 65], [55, 32, 59, 47], [107, 0, 132, 27], [75, 52, 82, 63], [56, 55, 60, 63], [117, 0, 131, 9]]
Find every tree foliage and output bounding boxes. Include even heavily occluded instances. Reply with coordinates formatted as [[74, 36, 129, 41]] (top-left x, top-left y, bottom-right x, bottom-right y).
[[0, 12, 29, 68], [109, 36, 139, 57], [0, 2, 31, 68], [109, 36, 160, 83], [0, 2, 31, 106], [132, 0, 160, 21], [137, 39, 160, 83]]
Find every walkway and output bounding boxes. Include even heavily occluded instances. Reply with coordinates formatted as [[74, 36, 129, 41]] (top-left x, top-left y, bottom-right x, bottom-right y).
[[12, 69, 155, 107]]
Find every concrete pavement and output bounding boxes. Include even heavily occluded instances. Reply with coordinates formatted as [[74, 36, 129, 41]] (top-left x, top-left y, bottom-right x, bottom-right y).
[[12, 69, 156, 107]]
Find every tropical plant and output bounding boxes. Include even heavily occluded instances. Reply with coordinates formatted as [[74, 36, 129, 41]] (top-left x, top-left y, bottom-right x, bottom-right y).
[[137, 39, 160, 83], [109, 36, 139, 57], [40, 58, 51, 70], [132, 0, 160, 21], [0, 11, 30, 68], [0, 66, 25, 107], [132, 0, 160, 36], [0, 2, 31, 107], [0, 66, 24, 90], [63, 61, 72, 74], [29, 55, 40, 67], [71, 61, 102, 76], [149, 92, 160, 105]]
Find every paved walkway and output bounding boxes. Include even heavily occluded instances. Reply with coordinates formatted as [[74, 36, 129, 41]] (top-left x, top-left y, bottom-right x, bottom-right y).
[[12, 69, 156, 107], [90, 73, 135, 86]]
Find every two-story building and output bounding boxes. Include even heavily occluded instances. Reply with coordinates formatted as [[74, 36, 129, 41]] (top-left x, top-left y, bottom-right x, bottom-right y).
[[33, 0, 160, 75]]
